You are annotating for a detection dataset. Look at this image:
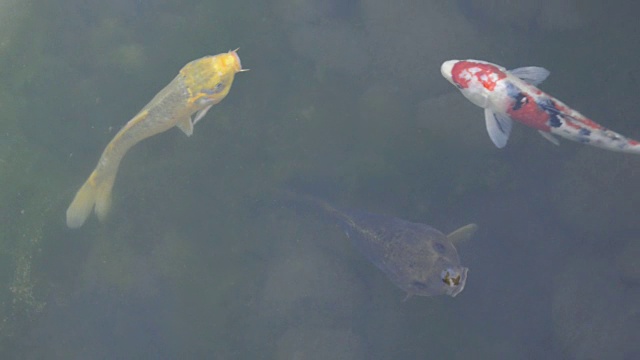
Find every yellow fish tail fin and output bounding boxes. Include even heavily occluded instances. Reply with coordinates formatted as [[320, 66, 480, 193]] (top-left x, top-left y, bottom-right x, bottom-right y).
[[66, 172, 115, 228], [66, 174, 99, 228], [94, 175, 116, 223]]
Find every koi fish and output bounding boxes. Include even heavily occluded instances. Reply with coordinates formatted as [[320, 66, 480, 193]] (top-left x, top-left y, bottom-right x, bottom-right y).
[[441, 59, 640, 153], [285, 191, 475, 298], [66, 50, 245, 228]]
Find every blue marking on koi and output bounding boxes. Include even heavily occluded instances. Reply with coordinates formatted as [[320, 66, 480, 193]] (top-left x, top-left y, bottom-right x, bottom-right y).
[[537, 99, 563, 128], [538, 98, 559, 114], [505, 82, 528, 111], [505, 82, 520, 98]]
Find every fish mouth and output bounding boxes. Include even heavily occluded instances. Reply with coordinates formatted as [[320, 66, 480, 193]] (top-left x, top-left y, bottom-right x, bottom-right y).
[[229, 48, 249, 73], [442, 266, 468, 297], [441, 60, 458, 84]]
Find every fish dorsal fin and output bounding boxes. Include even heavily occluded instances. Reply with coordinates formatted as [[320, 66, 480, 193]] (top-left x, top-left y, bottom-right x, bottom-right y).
[[538, 130, 560, 146], [176, 117, 194, 136], [447, 223, 478, 245], [509, 66, 550, 86], [484, 109, 512, 148]]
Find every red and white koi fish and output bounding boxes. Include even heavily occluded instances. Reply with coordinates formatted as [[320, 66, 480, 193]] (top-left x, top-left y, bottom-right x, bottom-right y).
[[441, 59, 640, 154]]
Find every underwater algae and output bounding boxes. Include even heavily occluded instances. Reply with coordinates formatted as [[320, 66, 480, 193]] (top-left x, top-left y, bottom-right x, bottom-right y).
[[0, 120, 60, 344], [0, 4, 72, 341]]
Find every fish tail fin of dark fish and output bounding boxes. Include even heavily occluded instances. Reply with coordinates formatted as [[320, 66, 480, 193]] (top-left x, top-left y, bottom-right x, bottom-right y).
[[278, 176, 351, 214], [274, 186, 361, 237], [282, 176, 348, 201], [274, 187, 343, 222]]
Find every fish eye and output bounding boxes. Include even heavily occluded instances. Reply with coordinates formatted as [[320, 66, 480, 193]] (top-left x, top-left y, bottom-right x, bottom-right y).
[[433, 242, 446, 254], [441, 270, 461, 287], [203, 82, 225, 95]]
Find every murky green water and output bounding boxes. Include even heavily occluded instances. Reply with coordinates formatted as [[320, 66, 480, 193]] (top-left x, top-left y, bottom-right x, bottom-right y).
[[1, 0, 638, 359]]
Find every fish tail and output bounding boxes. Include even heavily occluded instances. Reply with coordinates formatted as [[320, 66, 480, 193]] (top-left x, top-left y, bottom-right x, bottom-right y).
[[66, 171, 115, 228], [94, 174, 116, 223]]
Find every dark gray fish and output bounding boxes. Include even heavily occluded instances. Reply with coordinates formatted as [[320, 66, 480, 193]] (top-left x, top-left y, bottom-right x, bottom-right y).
[[293, 194, 476, 298]]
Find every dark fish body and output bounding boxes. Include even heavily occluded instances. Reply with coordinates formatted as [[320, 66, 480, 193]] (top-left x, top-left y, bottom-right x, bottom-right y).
[[296, 195, 472, 298]]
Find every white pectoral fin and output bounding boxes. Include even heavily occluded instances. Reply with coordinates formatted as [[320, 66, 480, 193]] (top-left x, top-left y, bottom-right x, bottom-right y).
[[538, 130, 560, 146], [192, 105, 213, 126], [176, 117, 194, 136], [484, 109, 513, 148], [509, 66, 550, 86]]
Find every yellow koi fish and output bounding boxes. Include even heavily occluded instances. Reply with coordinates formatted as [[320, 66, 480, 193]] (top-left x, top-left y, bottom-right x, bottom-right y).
[[66, 50, 245, 228]]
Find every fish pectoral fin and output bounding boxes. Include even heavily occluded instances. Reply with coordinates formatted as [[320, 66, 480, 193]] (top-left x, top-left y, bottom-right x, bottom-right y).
[[484, 109, 512, 148], [192, 105, 213, 126], [176, 117, 194, 137], [446, 223, 478, 245], [177, 105, 213, 136], [538, 130, 560, 146], [509, 66, 550, 86]]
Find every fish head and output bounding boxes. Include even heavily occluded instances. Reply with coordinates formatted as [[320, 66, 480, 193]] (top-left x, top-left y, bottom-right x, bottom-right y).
[[406, 260, 468, 298], [440, 265, 468, 297], [181, 49, 246, 108], [441, 59, 508, 109]]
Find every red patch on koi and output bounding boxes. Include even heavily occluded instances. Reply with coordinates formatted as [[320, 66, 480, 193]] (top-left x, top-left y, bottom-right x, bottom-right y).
[[451, 61, 506, 91], [553, 102, 604, 130], [506, 94, 552, 131], [564, 120, 582, 130], [576, 117, 604, 130]]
